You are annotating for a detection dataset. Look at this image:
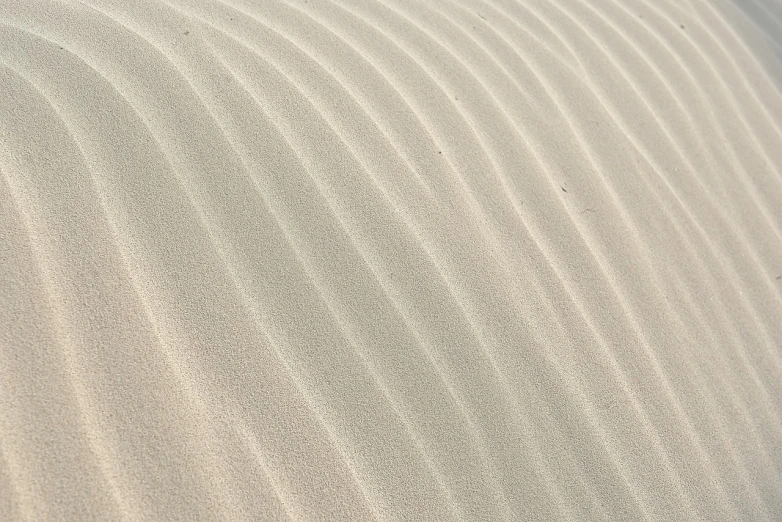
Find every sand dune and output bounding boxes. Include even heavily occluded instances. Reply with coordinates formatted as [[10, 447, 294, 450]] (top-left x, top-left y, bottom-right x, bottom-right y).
[[1, 0, 781, 520]]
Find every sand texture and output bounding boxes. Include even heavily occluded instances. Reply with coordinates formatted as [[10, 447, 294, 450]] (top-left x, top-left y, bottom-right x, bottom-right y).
[[2, 0, 782, 520]]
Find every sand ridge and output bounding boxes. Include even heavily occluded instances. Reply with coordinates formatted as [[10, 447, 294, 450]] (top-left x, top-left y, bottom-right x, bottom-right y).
[[1, 0, 781, 520]]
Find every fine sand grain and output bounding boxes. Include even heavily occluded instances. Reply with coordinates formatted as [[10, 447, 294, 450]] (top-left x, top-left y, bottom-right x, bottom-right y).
[[1, 0, 782, 520]]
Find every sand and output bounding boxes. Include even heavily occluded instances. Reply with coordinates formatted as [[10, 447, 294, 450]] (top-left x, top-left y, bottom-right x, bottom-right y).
[[1, 0, 781, 520]]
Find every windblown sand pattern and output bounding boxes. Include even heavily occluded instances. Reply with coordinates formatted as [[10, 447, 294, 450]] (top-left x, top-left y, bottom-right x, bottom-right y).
[[1, 0, 782, 520]]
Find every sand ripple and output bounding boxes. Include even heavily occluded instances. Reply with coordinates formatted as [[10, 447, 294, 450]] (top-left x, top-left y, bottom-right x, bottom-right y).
[[1, 0, 781, 520]]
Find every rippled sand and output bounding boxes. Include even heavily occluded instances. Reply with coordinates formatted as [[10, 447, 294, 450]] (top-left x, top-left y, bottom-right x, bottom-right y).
[[1, 0, 782, 520]]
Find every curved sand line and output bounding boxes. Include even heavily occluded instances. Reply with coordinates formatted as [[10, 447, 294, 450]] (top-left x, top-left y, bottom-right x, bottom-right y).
[[1, 0, 781, 520]]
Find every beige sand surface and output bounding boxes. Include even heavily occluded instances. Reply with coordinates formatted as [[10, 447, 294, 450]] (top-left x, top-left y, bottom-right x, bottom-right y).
[[2, 0, 782, 520]]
